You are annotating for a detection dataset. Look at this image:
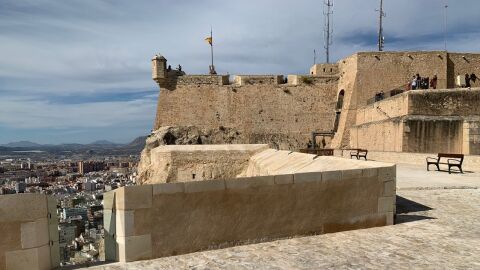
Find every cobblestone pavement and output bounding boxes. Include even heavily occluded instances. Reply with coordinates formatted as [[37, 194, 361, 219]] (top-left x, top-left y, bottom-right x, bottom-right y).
[[83, 188, 480, 270]]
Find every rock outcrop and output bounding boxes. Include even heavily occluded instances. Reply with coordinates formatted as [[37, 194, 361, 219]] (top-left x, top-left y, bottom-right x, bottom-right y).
[[137, 126, 310, 184]]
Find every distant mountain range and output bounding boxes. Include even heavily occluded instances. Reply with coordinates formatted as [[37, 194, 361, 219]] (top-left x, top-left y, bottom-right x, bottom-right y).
[[0, 136, 148, 153]]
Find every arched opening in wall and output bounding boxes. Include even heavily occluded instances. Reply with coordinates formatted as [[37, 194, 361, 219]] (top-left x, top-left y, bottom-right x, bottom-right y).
[[333, 112, 341, 133], [336, 90, 345, 110], [333, 90, 345, 133]]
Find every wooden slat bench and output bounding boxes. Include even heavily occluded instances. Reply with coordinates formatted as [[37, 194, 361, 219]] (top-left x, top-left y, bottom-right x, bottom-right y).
[[426, 153, 464, 174], [350, 149, 368, 160]]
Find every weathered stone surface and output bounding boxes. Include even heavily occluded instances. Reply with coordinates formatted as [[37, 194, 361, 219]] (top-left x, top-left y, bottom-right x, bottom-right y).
[[103, 190, 116, 210], [0, 194, 58, 270], [378, 196, 395, 213], [84, 189, 480, 270], [139, 143, 269, 185], [20, 218, 49, 249], [184, 179, 226, 193], [378, 165, 396, 182], [225, 176, 274, 189], [115, 185, 152, 210], [117, 235, 152, 262], [115, 210, 134, 238], [273, 174, 293, 185], [0, 194, 47, 222], [293, 172, 322, 184], [153, 182, 185, 195], [5, 245, 50, 270]]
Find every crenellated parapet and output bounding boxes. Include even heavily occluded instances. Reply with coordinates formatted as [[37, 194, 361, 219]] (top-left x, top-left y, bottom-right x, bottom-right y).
[[234, 75, 284, 86], [310, 63, 339, 76], [177, 75, 229, 86]]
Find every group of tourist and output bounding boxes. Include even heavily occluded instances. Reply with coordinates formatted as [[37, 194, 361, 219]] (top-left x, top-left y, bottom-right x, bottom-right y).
[[408, 74, 438, 90], [407, 73, 478, 90], [374, 91, 386, 102], [166, 64, 182, 72], [457, 73, 477, 88]]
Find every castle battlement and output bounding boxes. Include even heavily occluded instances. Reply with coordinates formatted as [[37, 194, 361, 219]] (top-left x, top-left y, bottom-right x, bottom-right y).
[[151, 50, 480, 152], [177, 75, 229, 86], [233, 75, 284, 86]]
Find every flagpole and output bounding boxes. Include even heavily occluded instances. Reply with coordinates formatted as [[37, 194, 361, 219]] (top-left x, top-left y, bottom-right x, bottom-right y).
[[210, 26, 214, 73]]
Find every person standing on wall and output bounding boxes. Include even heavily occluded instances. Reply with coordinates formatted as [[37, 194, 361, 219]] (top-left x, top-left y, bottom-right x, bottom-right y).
[[430, 75, 438, 89], [411, 75, 418, 90], [465, 73, 471, 88], [471, 73, 477, 86], [415, 74, 421, 89]]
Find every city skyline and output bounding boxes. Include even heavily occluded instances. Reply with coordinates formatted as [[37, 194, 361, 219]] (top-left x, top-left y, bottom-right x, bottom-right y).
[[1, 0, 479, 144]]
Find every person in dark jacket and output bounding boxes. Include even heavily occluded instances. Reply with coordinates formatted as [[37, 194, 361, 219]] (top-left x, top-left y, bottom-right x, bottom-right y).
[[465, 73, 471, 88], [430, 75, 438, 89]]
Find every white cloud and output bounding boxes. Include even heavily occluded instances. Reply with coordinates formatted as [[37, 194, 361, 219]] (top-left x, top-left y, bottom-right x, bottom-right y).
[[0, 96, 156, 129], [0, 0, 478, 143]]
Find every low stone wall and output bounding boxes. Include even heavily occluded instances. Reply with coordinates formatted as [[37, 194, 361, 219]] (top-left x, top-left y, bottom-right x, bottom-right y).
[[0, 194, 59, 270], [408, 89, 480, 116], [287, 75, 339, 86], [355, 94, 409, 125], [349, 119, 404, 152], [105, 163, 395, 262]]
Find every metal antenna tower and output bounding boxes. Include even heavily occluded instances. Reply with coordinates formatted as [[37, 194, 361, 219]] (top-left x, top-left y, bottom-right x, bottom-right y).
[[443, 0, 448, 51], [323, 0, 333, 63], [377, 0, 386, 51]]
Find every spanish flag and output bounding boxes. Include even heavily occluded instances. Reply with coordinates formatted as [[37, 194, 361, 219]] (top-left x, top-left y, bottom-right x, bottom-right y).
[[205, 36, 213, 45]]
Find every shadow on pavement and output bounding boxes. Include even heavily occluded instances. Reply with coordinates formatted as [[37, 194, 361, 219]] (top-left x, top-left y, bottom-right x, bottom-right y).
[[396, 195, 433, 214], [395, 195, 435, 224]]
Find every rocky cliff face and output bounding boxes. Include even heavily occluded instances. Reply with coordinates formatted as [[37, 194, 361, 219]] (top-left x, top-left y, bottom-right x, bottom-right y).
[[136, 126, 307, 184], [137, 126, 244, 184]]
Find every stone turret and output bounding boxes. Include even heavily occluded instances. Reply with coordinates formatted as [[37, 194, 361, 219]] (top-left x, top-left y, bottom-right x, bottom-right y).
[[152, 54, 168, 85]]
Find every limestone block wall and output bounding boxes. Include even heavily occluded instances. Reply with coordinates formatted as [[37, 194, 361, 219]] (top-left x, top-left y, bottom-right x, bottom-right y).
[[0, 194, 59, 270], [404, 119, 464, 154], [353, 52, 449, 107], [144, 144, 269, 184], [350, 89, 480, 154], [408, 89, 480, 116], [286, 75, 338, 86], [350, 119, 404, 152], [355, 94, 409, 125], [154, 81, 338, 149], [463, 121, 480, 155], [104, 163, 395, 262], [447, 53, 480, 89]]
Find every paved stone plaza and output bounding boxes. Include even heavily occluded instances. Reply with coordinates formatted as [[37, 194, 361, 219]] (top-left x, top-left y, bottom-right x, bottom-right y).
[[83, 164, 480, 270]]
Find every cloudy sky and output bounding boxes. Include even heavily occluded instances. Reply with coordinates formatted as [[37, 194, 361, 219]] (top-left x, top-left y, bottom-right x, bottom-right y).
[[0, 0, 479, 144]]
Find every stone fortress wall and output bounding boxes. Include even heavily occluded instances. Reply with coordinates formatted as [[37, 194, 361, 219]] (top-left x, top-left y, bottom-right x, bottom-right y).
[[105, 145, 396, 262], [0, 194, 59, 270], [153, 65, 339, 150], [350, 89, 480, 155], [151, 51, 480, 154]]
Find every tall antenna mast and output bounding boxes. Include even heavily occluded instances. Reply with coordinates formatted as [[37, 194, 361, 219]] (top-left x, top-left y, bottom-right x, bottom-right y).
[[323, 0, 333, 63], [443, 1, 448, 51], [377, 0, 386, 51]]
